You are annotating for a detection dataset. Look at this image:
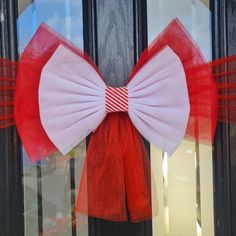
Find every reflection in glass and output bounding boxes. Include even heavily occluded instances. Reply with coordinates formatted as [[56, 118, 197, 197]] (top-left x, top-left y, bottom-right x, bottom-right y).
[[148, 0, 214, 236], [17, 1, 86, 235]]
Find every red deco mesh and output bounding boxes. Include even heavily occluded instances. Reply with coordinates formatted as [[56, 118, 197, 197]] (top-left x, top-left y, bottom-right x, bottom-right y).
[[14, 24, 102, 162], [0, 59, 17, 128], [0, 18, 236, 222], [210, 54, 236, 123], [129, 18, 218, 145]]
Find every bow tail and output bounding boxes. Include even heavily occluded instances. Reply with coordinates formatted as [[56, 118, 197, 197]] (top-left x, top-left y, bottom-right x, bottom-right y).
[[121, 114, 153, 222], [75, 113, 153, 222]]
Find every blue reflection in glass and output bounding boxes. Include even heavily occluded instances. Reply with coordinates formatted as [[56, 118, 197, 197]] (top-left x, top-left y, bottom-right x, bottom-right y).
[[17, 0, 83, 54]]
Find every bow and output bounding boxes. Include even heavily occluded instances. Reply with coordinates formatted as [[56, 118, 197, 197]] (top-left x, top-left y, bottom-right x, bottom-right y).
[[39, 44, 190, 156], [10, 18, 220, 222]]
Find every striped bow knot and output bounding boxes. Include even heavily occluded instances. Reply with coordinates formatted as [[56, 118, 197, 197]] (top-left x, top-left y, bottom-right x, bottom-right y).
[[105, 87, 128, 113]]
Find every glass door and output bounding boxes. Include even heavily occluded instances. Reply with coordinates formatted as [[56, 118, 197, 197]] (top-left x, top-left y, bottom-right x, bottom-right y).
[[147, 1, 214, 235], [15, 1, 216, 235], [17, 1, 87, 235]]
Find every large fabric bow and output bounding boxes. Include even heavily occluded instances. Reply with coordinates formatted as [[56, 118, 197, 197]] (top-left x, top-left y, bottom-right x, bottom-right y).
[[1, 18, 236, 222], [39, 44, 189, 156]]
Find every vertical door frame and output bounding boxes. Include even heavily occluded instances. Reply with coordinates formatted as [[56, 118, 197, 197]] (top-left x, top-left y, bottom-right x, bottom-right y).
[[212, 0, 236, 235], [0, 0, 24, 235]]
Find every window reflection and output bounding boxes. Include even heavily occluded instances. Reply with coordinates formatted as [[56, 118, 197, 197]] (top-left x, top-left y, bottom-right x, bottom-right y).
[[18, 0, 83, 53], [148, 0, 214, 236], [17, 1, 86, 236]]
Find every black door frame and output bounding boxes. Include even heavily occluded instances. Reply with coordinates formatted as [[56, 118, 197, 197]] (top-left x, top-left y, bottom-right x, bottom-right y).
[[0, 0, 235, 235], [0, 0, 23, 235], [212, 1, 236, 235]]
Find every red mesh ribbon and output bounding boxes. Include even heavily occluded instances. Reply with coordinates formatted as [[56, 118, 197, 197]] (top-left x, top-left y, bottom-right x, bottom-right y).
[[13, 24, 152, 222], [0, 59, 17, 128], [76, 113, 152, 222], [76, 19, 216, 221], [210, 55, 236, 123], [14, 24, 102, 162], [129, 18, 218, 145], [0, 18, 236, 222]]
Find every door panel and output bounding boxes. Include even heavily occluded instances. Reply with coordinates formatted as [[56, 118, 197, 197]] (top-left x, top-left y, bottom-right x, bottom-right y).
[[17, 1, 87, 235], [2, 0, 234, 235], [147, 1, 214, 235]]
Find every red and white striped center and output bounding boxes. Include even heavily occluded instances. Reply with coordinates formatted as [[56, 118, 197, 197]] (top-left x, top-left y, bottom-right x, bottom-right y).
[[105, 87, 128, 113]]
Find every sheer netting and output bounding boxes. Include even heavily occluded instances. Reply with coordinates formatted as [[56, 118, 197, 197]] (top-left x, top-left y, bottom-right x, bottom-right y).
[[14, 24, 102, 162], [0, 59, 17, 128], [0, 18, 235, 222], [129, 18, 217, 145], [13, 24, 153, 222], [76, 113, 152, 222], [210, 54, 236, 123]]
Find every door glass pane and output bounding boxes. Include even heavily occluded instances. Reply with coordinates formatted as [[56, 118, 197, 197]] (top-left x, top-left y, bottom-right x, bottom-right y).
[[147, 1, 214, 236], [17, 1, 87, 235]]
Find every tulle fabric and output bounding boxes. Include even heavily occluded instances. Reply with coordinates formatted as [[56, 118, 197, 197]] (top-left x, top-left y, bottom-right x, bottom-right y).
[[210, 54, 236, 123], [129, 18, 218, 145], [0, 59, 17, 128], [0, 18, 235, 222], [14, 24, 102, 162], [76, 113, 152, 222], [13, 23, 153, 221], [76, 18, 216, 221]]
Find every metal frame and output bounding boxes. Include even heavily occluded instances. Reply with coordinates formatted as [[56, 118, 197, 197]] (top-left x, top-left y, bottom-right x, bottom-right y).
[[0, 0, 23, 235], [211, 0, 236, 235]]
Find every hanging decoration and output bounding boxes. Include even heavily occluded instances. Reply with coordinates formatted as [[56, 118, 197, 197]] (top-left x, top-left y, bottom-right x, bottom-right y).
[[0, 18, 236, 222]]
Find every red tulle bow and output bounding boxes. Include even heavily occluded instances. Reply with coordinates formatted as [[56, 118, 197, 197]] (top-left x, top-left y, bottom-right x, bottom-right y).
[[0, 18, 236, 222]]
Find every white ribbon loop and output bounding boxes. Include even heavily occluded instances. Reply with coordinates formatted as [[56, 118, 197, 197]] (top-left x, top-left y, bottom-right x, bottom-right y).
[[127, 47, 190, 155], [39, 45, 106, 155], [39, 45, 190, 156]]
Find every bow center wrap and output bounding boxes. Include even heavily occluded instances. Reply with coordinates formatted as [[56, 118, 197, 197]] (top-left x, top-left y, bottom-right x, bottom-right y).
[[106, 87, 128, 113]]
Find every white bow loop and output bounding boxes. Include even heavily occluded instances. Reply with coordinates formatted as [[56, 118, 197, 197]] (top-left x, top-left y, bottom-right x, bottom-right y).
[[39, 45, 106, 154], [127, 47, 190, 155]]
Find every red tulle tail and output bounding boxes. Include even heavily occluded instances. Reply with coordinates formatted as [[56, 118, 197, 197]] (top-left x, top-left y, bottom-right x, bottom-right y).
[[0, 58, 17, 128]]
